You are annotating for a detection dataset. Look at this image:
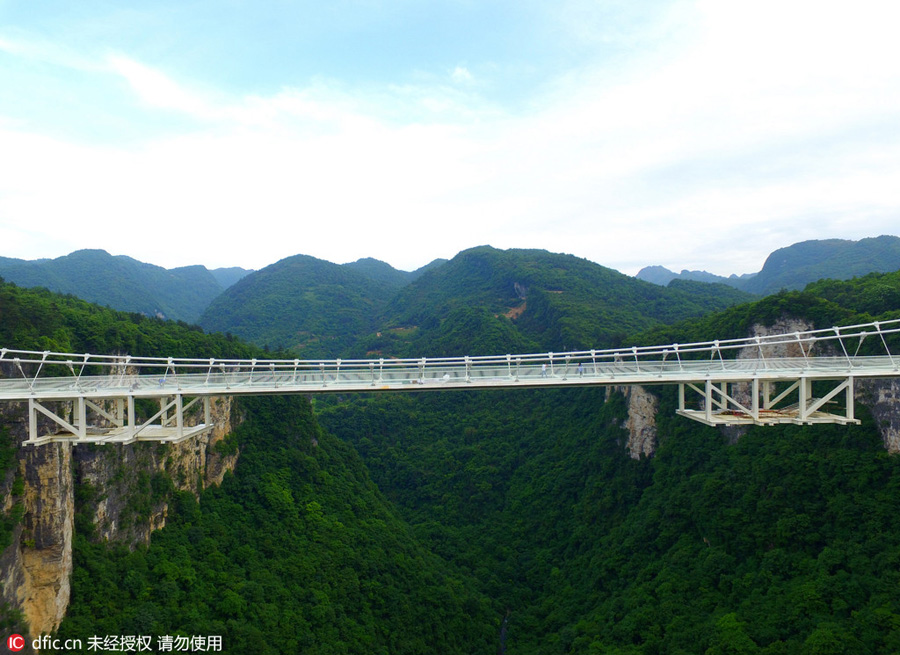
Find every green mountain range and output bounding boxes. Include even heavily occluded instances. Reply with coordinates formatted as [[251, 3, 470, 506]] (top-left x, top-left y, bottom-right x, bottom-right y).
[[197, 246, 752, 359], [357, 246, 753, 357], [3, 236, 898, 345]]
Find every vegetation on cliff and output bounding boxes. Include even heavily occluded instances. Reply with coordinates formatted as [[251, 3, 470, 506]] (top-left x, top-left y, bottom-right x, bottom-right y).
[[316, 383, 900, 653]]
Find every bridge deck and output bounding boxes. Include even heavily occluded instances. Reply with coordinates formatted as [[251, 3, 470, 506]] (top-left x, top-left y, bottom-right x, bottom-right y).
[[2, 319, 899, 443], [0, 355, 898, 401]]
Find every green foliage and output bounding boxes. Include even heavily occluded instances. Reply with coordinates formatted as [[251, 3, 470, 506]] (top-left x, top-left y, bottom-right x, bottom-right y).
[[57, 397, 497, 653], [0, 279, 260, 358], [805, 270, 900, 319], [635, 290, 857, 350], [318, 382, 900, 654], [0, 427, 22, 553], [343, 257, 417, 289], [368, 305, 542, 357]]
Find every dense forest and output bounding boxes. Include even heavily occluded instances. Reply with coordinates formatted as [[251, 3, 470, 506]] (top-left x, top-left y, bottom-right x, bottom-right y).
[[58, 396, 497, 654], [2, 249, 900, 653]]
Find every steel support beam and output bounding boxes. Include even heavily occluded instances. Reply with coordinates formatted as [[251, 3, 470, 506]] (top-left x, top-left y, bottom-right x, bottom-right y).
[[23, 394, 216, 445], [677, 376, 859, 427]]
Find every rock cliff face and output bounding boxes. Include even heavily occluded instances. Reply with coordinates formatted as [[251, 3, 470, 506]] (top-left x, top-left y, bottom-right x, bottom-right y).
[[613, 386, 659, 459], [74, 397, 237, 546], [738, 318, 817, 359], [727, 318, 818, 425], [739, 319, 900, 452], [0, 396, 239, 638], [858, 379, 900, 454], [17, 443, 73, 639]]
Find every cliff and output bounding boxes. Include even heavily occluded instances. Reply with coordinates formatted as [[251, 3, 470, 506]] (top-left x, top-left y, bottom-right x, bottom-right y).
[[858, 379, 900, 454], [613, 385, 659, 459], [0, 396, 239, 639]]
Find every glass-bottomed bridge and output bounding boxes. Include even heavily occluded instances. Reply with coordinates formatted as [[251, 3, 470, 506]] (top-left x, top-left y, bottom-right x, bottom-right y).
[[2, 319, 899, 445]]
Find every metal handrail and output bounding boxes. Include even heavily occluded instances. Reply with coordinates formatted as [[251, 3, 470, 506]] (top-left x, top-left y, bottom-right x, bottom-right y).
[[1, 319, 899, 398]]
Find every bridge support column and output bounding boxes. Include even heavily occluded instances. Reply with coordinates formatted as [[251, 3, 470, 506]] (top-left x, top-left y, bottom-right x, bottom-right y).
[[798, 377, 810, 422], [846, 376, 855, 422]]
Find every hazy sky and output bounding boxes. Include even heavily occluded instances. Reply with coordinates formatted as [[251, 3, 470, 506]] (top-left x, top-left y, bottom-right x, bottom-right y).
[[2, 0, 899, 275]]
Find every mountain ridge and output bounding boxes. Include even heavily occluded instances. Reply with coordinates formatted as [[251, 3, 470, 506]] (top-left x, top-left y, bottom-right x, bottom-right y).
[[637, 235, 900, 295], [0, 249, 254, 324]]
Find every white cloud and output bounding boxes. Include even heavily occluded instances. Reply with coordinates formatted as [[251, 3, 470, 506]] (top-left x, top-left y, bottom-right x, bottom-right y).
[[451, 66, 473, 84], [1, 1, 900, 275], [106, 55, 217, 118]]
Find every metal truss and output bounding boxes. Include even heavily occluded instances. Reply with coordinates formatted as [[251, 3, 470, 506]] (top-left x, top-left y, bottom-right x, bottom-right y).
[[677, 376, 858, 427], [24, 394, 213, 446]]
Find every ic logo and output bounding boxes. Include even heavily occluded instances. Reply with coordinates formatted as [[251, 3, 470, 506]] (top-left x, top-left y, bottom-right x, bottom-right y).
[[7, 634, 25, 652]]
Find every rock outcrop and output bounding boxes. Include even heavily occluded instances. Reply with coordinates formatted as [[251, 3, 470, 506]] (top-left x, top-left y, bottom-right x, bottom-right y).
[[613, 386, 659, 459], [858, 379, 900, 454], [0, 395, 239, 639], [18, 443, 73, 638]]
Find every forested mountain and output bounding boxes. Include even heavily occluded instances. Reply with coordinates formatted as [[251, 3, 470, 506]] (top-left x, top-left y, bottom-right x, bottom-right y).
[[0, 279, 258, 358], [636, 265, 756, 288], [638, 235, 900, 296], [343, 257, 416, 288], [2, 250, 900, 654], [198, 254, 410, 357], [342, 257, 445, 288], [743, 235, 900, 295], [208, 266, 253, 290], [0, 249, 251, 323], [354, 246, 753, 357]]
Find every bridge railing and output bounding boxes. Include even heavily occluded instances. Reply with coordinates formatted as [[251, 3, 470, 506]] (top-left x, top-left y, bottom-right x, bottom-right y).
[[2, 319, 900, 398]]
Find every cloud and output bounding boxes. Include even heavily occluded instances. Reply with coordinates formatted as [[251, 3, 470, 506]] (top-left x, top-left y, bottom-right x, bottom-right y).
[[106, 55, 217, 118], [450, 66, 473, 84], [1, 1, 899, 275], [0, 32, 100, 71]]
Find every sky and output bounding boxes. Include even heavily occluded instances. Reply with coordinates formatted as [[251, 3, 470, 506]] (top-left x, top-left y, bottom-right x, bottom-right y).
[[1, 0, 899, 276]]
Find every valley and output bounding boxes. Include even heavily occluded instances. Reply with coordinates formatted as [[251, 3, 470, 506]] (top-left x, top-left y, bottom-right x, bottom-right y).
[[1, 238, 900, 653]]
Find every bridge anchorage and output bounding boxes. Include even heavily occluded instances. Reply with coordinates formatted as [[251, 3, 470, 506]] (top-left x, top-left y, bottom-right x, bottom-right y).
[[1, 319, 899, 445]]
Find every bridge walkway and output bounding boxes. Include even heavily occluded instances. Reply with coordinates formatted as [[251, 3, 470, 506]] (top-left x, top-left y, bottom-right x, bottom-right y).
[[2, 319, 898, 445]]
